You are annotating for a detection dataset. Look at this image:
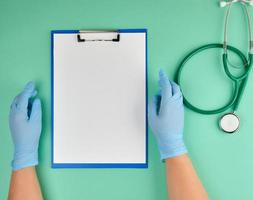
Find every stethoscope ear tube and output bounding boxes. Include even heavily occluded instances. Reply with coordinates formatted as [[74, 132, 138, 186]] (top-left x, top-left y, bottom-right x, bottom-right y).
[[223, 2, 253, 59]]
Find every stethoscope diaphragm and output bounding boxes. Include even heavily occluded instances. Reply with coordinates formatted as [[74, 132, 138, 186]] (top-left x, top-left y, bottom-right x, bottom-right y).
[[219, 113, 240, 133]]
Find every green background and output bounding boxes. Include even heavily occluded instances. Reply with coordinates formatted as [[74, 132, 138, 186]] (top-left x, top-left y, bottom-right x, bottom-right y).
[[1, 0, 253, 199]]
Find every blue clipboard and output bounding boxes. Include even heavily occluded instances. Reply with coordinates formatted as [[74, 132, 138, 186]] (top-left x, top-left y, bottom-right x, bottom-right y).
[[51, 29, 148, 168]]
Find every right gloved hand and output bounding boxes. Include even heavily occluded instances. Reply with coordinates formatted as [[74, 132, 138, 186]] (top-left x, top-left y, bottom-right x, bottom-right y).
[[148, 70, 187, 160], [9, 82, 42, 171]]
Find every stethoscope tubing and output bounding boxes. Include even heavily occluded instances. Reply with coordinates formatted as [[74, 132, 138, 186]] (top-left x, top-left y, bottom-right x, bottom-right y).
[[176, 43, 251, 115]]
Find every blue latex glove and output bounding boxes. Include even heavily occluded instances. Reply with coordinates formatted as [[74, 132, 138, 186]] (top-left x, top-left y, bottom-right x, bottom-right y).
[[148, 70, 187, 160], [9, 82, 42, 171]]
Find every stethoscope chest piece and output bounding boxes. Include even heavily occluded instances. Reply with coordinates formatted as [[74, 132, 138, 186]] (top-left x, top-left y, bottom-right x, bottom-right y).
[[219, 113, 240, 133]]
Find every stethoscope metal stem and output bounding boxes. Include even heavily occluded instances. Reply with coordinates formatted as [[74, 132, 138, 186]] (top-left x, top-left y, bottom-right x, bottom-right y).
[[224, 2, 253, 56]]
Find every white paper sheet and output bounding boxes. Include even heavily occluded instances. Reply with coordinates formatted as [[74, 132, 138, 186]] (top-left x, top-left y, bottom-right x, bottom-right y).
[[52, 30, 147, 166]]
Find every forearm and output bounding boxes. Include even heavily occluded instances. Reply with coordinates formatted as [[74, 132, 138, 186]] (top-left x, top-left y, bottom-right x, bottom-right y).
[[8, 167, 43, 200], [166, 154, 208, 200]]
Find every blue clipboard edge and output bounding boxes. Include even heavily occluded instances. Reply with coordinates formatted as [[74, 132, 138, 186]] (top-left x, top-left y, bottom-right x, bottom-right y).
[[51, 29, 148, 169]]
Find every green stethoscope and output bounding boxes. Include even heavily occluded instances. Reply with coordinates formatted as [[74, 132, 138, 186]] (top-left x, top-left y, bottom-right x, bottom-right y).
[[176, 0, 253, 133]]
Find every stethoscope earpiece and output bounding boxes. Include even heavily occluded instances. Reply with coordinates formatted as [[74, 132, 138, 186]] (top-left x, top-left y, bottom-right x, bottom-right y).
[[219, 0, 253, 7], [220, 1, 229, 7]]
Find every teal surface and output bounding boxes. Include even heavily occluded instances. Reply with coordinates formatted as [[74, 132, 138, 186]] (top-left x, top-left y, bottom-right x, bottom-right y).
[[1, 0, 253, 199]]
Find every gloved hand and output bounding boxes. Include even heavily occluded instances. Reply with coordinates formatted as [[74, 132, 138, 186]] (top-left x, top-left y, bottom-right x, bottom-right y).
[[148, 70, 187, 160], [9, 82, 42, 171]]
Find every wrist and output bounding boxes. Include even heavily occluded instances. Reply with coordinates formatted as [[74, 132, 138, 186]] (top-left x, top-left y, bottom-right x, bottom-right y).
[[165, 153, 188, 163], [12, 151, 38, 171], [156, 135, 187, 161]]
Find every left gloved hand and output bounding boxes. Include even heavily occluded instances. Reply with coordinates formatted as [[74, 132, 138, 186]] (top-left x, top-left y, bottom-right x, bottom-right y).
[[9, 82, 42, 171]]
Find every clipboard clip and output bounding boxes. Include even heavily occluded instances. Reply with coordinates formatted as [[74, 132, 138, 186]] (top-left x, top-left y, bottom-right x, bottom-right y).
[[77, 30, 120, 42]]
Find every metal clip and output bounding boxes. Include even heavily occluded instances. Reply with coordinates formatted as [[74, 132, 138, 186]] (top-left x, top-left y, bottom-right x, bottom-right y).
[[77, 30, 120, 42]]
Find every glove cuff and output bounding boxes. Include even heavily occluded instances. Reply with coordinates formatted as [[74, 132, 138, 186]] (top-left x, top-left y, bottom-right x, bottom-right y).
[[160, 146, 187, 161], [156, 135, 187, 161], [12, 151, 38, 171]]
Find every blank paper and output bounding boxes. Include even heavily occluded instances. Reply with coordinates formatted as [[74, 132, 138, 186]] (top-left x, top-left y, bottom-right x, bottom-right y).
[[52, 30, 147, 168]]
